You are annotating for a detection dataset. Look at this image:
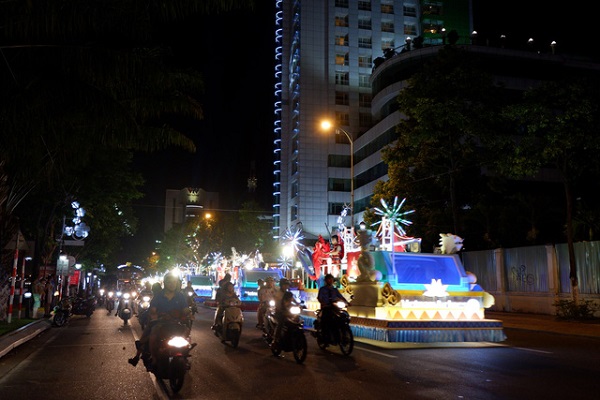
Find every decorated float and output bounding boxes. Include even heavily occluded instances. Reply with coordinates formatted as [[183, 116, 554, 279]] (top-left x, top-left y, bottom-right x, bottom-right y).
[[283, 197, 506, 345]]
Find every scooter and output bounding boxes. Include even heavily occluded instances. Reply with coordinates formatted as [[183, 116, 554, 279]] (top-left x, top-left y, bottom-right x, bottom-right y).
[[312, 300, 354, 355], [105, 291, 115, 313], [52, 294, 95, 326], [268, 302, 307, 364], [140, 320, 196, 393], [262, 299, 277, 343], [212, 298, 243, 348], [137, 294, 152, 330], [116, 292, 133, 326]]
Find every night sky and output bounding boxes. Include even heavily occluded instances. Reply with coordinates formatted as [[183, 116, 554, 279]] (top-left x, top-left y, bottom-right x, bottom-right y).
[[119, 1, 596, 265]]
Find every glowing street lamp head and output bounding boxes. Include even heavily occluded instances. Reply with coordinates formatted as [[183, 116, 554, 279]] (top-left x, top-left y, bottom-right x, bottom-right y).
[[320, 120, 333, 131]]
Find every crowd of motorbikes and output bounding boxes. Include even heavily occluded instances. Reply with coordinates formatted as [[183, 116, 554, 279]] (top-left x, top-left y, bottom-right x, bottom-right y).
[[51, 278, 354, 392]]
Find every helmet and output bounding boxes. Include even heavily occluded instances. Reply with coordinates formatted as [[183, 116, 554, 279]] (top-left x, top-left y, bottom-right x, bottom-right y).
[[163, 273, 180, 285], [279, 278, 290, 286], [265, 276, 274, 282]]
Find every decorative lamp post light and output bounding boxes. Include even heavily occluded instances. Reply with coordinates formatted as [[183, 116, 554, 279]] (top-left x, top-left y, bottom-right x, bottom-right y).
[[320, 120, 355, 229]]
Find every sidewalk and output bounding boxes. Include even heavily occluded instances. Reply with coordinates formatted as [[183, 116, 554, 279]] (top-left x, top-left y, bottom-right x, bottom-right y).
[[1, 312, 599, 359]]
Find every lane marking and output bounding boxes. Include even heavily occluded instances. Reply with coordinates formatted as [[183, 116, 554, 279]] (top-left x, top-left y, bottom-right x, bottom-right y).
[[355, 346, 398, 358], [514, 347, 553, 354]]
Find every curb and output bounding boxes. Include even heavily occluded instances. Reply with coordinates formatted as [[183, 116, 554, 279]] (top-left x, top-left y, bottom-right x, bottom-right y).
[[0, 319, 52, 359]]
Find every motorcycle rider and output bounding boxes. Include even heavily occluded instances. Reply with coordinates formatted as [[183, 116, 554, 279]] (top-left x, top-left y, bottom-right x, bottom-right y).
[[212, 281, 240, 331], [257, 276, 276, 329], [128, 273, 192, 368], [317, 274, 347, 341], [212, 273, 232, 329], [272, 278, 298, 346]]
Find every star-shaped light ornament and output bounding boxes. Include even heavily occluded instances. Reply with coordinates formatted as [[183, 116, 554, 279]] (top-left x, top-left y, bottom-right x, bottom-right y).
[[423, 279, 450, 298], [281, 227, 305, 253], [371, 196, 415, 235]]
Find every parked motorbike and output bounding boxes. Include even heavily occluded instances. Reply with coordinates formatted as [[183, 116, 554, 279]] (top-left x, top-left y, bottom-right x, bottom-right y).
[[140, 320, 196, 393], [312, 300, 354, 355], [52, 295, 96, 327], [264, 301, 307, 364], [116, 292, 133, 325], [212, 298, 243, 348]]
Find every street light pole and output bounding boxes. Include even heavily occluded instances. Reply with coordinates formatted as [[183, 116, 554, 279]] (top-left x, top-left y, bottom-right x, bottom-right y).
[[320, 120, 354, 228]]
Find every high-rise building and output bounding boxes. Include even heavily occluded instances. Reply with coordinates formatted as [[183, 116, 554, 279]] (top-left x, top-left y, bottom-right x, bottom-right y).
[[272, 0, 471, 240]]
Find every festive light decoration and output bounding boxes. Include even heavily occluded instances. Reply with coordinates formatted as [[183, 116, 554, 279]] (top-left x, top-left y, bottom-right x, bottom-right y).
[[371, 196, 414, 236]]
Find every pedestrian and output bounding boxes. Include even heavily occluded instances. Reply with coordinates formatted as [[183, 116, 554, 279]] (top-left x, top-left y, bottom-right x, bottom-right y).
[[32, 278, 45, 319], [44, 275, 55, 317]]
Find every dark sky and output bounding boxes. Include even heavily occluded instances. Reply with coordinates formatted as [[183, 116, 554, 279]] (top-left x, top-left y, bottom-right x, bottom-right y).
[[119, 1, 595, 265]]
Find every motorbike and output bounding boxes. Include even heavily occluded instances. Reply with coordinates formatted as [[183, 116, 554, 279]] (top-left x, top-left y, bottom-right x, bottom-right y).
[[212, 298, 243, 348], [116, 292, 133, 326], [140, 320, 196, 393], [52, 295, 96, 327], [97, 289, 105, 307], [263, 301, 307, 364], [311, 300, 354, 355], [137, 293, 153, 330], [105, 291, 116, 313]]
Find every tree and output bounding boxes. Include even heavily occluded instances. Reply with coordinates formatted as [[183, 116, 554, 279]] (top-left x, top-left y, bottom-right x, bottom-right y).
[[371, 46, 503, 250], [498, 77, 600, 302], [0, 0, 254, 272]]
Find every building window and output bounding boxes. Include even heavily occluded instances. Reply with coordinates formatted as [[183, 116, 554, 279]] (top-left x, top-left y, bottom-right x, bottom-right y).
[[404, 24, 417, 36], [423, 2, 443, 16], [335, 34, 349, 46], [381, 38, 395, 50], [358, 1, 371, 11], [328, 154, 350, 168], [359, 112, 372, 127], [381, 21, 394, 33], [328, 178, 350, 192], [335, 112, 350, 126], [329, 202, 347, 216], [358, 16, 371, 30], [335, 91, 349, 105], [335, 71, 349, 85], [358, 74, 370, 88], [358, 55, 372, 68], [335, 15, 349, 27], [290, 204, 298, 221], [359, 93, 372, 107], [423, 19, 443, 34], [335, 0, 349, 8], [291, 181, 299, 198], [381, 1, 394, 14], [291, 159, 298, 174], [358, 36, 372, 49], [335, 52, 349, 65], [403, 5, 417, 17]]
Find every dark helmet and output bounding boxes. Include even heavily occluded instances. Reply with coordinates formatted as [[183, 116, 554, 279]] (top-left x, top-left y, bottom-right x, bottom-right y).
[[324, 274, 335, 280], [279, 278, 290, 286]]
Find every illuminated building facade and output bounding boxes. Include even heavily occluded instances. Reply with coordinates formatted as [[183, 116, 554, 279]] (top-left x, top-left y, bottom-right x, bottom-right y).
[[272, 0, 471, 240]]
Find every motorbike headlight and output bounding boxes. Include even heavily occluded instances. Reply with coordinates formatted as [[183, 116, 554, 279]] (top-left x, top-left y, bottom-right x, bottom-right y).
[[168, 336, 190, 348], [131, 291, 137, 297], [268, 300, 275, 307], [123, 293, 130, 299], [99, 289, 105, 296], [335, 301, 347, 309], [290, 306, 301, 315], [142, 296, 151, 302], [108, 291, 114, 298], [116, 291, 122, 297]]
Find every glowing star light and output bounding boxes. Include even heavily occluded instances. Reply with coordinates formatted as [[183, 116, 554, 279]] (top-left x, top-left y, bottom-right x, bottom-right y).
[[423, 279, 449, 298], [372, 196, 415, 236], [281, 227, 305, 253]]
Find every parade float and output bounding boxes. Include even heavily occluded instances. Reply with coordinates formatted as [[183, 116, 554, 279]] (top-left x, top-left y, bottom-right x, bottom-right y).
[[284, 197, 506, 346]]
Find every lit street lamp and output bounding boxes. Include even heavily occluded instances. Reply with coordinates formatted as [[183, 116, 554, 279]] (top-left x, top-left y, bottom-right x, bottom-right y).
[[320, 120, 354, 228]]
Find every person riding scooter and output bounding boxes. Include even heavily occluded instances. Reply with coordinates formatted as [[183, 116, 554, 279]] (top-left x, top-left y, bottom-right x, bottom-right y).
[[212, 281, 240, 331], [257, 276, 276, 329], [128, 273, 192, 368], [317, 274, 347, 340]]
